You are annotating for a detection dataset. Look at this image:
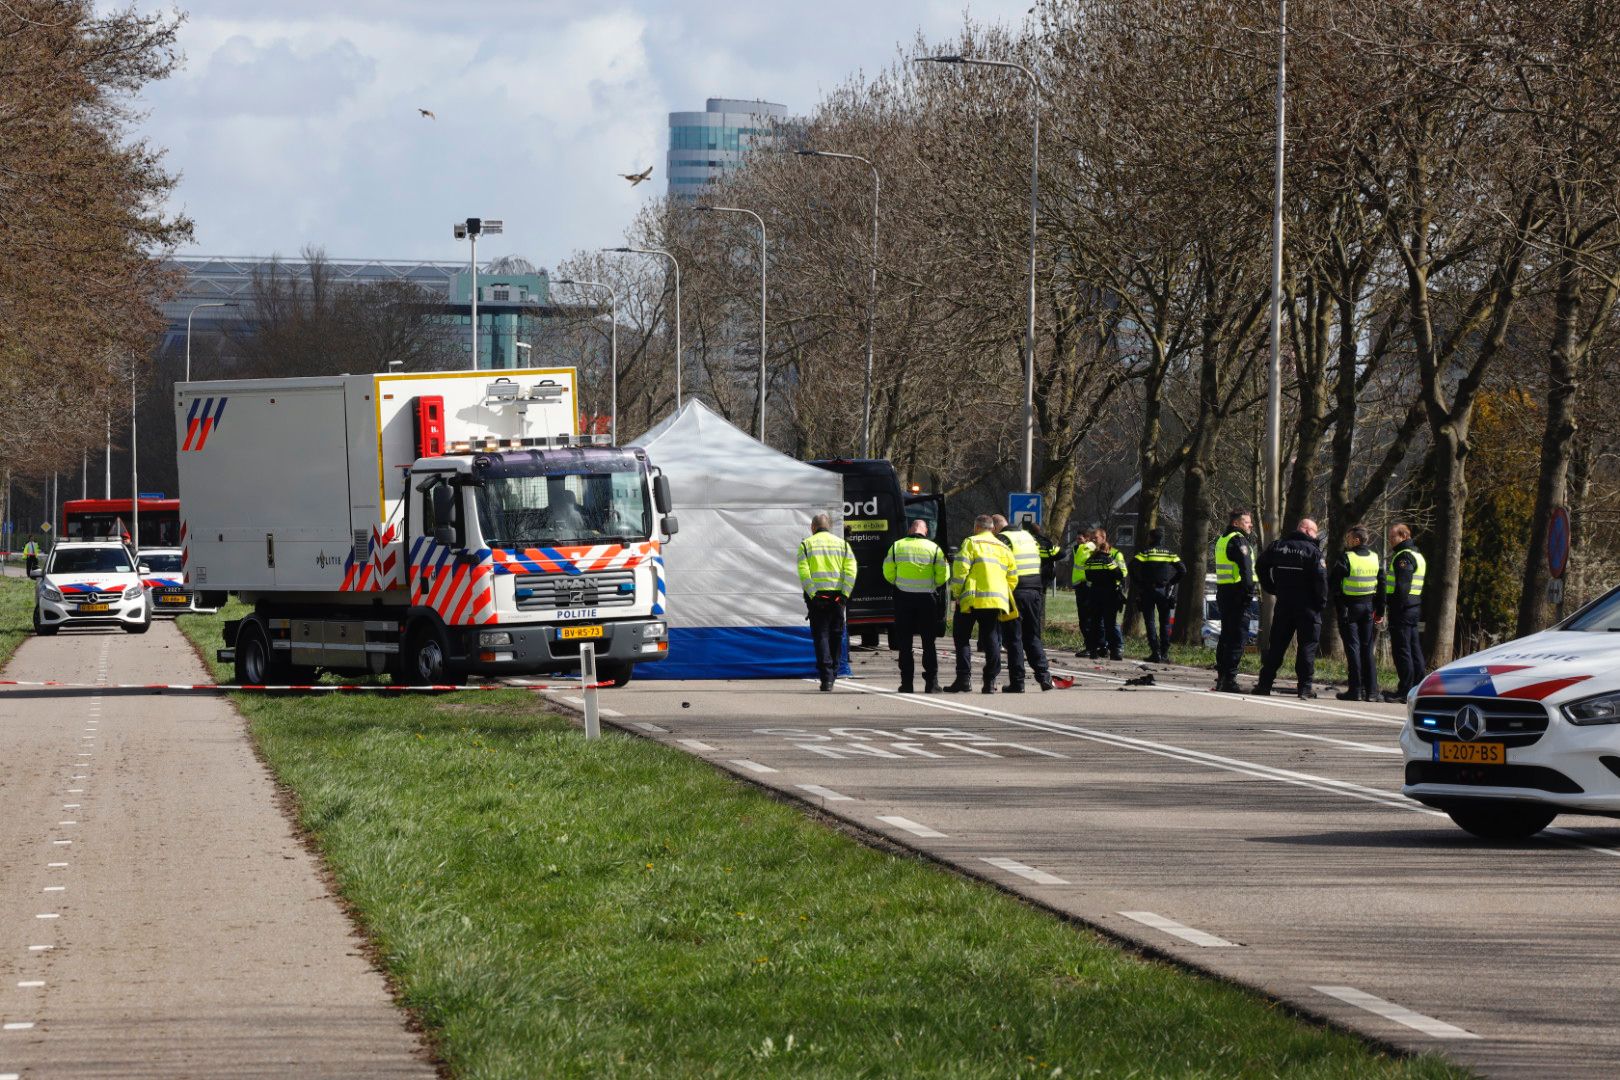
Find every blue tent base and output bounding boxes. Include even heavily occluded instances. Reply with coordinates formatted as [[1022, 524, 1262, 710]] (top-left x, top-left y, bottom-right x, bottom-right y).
[[637, 624, 851, 680]]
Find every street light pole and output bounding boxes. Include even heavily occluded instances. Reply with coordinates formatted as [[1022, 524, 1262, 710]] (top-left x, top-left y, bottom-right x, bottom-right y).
[[605, 247, 682, 408], [918, 54, 1040, 492], [1263, 1, 1288, 555], [454, 217, 503, 370], [185, 301, 235, 381], [105, 412, 111, 499], [130, 362, 139, 556], [556, 279, 621, 444], [797, 149, 880, 458], [696, 205, 768, 441]]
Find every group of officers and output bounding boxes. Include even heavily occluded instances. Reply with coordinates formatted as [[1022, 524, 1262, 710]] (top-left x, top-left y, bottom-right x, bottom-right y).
[[797, 505, 1430, 701]]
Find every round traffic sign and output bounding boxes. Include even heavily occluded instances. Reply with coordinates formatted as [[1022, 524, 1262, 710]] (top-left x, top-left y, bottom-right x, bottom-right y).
[[1547, 506, 1570, 579]]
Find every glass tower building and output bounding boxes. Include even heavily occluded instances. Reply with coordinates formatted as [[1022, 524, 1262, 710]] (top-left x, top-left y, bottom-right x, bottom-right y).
[[666, 98, 788, 198]]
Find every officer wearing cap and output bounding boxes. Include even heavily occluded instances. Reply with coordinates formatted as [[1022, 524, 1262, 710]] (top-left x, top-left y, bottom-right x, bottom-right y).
[[883, 519, 948, 693], [796, 512, 857, 691], [1130, 529, 1185, 664]]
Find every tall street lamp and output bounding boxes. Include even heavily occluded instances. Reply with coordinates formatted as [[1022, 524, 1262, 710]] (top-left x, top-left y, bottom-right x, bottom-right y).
[[185, 301, 238, 381], [556, 279, 621, 444], [1262, 1, 1288, 557], [917, 53, 1040, 492], [604, 247, 682, 408], [695, 205, 768, 441], [797, 149, 880, 458], [130, 361, 139, 556], [454, 217, 503, 370]]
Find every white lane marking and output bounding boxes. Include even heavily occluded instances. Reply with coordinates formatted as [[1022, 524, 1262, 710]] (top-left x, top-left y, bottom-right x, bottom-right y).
[[26, 946, 52, 952], [75, 753, 91, 757], [1051, 665, 1408, 726], [62, 805, 79, 810], [16, 981, 44, 988], [41, 887, 63, 893], [1, 1071, 20, 1079], [981, 857, 1068, 885], [796, 784, 853, 801], [57, 822, 76, 826], [633, 722, 668, 734], [50, 841, 70, 846], [1119, 910, 1239, 947], [1266, 729, 1402, 754], [66, 790, 83, 794], [34, 914, 58, 920], [46, 864, 67, 869], [1313, 986, 1480, 1040], [71, 775, 86, 780], [878, 815, 946, 838], [729, 759, 778, 774], [2, 1022, 34, 1030], [676, 739, 716, 753]]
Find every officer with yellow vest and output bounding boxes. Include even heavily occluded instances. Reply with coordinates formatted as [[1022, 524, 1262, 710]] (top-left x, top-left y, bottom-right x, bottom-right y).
[[1129, 528, 1185, 663], [1083, 530, 1129, 660], [1329, 524, 1380, 702], [1213, 509, 1256, 693], [946, 514, 1018, 694], [796, 512, 858, 691], [1382, 522, 1427, 702], [883, 519, 949, 693], [1069, 528, 1099, 657], [22, 536, 41, 577], [995, 514, 1054, 692]]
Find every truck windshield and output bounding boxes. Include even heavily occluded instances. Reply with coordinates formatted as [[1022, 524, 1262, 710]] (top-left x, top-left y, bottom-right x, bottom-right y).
[[474, 471, 651, 548]]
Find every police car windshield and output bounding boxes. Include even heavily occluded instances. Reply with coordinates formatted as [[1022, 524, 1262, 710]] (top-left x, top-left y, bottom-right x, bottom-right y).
[[1563, 588, 1620, 632], [474, 472, 651, 548], [49, 547, 133, 574], [142, 553, 183, 573]]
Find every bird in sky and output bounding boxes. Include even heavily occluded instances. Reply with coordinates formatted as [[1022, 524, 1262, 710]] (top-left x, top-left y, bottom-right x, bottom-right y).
[[621, 166, 653, 186], [418, 108, 436, 120]]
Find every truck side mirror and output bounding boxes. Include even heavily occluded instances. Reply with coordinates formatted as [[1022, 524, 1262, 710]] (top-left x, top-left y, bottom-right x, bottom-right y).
[[661, 513, 679, 538], [430, 483, 462, 547], [654, 474, 673, 514]]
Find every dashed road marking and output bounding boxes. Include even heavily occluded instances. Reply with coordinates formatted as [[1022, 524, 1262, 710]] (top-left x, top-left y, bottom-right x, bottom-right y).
[[795, 784, 853, 801], [57, 822, 76, 826], [1313, 986, 1480, 1039], [980, 857, 1068, 885], [2, 1022, 35, 1030], [1119, 910, 1239, 947], [62, 805, 78, 810], [41, 887, 63, 893], [878, 815, 946, 838], [16, 981, 43, 988], [1265, 729, 1402, 754], [729, 759, 777, 774], [50, 841, 70, 847], [46, 864, 66, 869], [26, 946, 52, 952], [34, 914, 58, 920], [676, 739, 715, 753], [633, 722, 668, 734]]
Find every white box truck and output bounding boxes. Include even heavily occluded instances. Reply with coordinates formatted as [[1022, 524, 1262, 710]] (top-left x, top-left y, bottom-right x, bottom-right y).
[[175, 368, 677, 686]]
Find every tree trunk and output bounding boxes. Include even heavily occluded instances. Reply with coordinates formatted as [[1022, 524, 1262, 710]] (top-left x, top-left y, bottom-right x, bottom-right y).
[[1173, 435, 1217, 645], [1422, 423, 1468, 667]]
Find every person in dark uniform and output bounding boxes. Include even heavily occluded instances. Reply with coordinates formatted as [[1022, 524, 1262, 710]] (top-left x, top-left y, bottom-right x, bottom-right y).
[[1254, 517, 1329, 699], [1382, 522, 1428, 702], [995, 514, 1054, 692], [1083, 530, 1128, 661], [1130, 529, 1185, 664], [882, 519, 949, 693], [1329, 524, 1380, 702], [1212, 509, 1255, 693]]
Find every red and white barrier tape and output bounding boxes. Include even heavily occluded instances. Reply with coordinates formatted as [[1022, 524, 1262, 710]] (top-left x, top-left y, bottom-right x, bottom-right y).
[[0, 679, 610, 693]]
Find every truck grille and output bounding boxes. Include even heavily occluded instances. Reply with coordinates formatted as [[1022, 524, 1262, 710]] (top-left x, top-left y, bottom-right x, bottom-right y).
[[1411, 696, 1550, 748], [514, 570, 636, 612]]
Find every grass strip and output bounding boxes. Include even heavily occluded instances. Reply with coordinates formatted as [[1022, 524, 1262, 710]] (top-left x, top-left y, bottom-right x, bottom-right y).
[[0, 574, 38, 669], [178, 606, 1462, 1079]]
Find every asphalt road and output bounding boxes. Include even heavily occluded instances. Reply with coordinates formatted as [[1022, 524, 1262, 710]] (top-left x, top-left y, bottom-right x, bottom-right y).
[[0, 619, 432, 1078], [556, 643, 1620, 1079]]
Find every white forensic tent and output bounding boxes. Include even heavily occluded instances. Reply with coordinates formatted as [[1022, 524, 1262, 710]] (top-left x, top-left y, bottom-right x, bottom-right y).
[[633, 400, 845, 679]]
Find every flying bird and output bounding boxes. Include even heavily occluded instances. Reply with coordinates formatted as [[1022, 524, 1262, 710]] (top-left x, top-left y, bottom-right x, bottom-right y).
[[621, 166, 653, 186], [418, 108, 436, 120]]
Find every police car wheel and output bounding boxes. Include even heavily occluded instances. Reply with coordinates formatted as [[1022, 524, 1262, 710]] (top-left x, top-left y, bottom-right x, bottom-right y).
[[1446, 804, 1557, 841], [32, 609, 57, 636]]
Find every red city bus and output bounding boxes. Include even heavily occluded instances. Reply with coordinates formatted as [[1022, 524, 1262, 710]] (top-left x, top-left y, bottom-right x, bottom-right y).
[[61, 498, 182, 548]]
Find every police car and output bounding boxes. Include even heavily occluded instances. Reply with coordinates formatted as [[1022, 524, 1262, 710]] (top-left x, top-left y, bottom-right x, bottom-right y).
[[31, 541, 153, 635], [139, 548, 195, 614], [1401, 584, 1620, 839]]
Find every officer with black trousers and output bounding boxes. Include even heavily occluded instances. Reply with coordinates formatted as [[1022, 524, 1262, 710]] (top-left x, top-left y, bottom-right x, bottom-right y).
[[1383, 521, 1428, 702], [1253, 517, 1328, 700], [1130, 529, 1185, 663], [1329, 524, 1380, 702], [1212, 509, 1256, 693]]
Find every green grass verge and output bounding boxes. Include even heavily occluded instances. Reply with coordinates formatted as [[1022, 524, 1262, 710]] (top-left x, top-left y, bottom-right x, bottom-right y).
[[0, 573, 37, 669], [176, 606, 1460, 1079]]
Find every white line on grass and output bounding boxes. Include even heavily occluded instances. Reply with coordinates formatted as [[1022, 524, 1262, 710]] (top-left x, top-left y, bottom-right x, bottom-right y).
[[1313, 986, 1480, 1039], [795, 784, 853, 801], [1119, 910, 1238, 947], [878, 815, 946, 838], [1265, 729, 1402, 754], [729, 759, 777, 774], [980, 857, 1068, 885]]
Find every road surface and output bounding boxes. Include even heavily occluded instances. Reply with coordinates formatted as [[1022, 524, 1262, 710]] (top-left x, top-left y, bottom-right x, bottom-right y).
[[0, 619, 432, 1079]]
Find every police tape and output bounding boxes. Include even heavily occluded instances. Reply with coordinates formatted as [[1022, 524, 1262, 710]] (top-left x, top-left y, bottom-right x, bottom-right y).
[[0, 679, 611, 693]]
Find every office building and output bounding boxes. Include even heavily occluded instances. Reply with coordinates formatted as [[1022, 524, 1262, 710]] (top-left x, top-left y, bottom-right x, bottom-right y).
[[667, 98, 788, 197]]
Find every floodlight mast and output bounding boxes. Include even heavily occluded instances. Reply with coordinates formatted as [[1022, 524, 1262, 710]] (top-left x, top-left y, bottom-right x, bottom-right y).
[[454, 216, 503, 371]]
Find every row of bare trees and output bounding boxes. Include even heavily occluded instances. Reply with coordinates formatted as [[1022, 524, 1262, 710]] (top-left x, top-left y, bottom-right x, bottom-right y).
[[552, 0, 1620, 663]]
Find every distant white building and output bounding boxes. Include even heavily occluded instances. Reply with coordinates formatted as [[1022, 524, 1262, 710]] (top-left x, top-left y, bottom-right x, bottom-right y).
[[666, 98, 789, 198]]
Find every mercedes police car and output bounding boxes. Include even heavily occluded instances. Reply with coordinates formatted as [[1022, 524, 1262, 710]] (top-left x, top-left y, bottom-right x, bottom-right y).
[[1402, 584, 1620, 839], [31, 540, 153, 635]]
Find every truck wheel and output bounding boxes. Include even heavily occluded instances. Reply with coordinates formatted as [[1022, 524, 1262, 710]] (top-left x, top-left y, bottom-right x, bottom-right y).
[[596, 660, 633, 688], [235, 620, 280, 685], [402, 624, 466, 686], [859, 629, 880, 649], [32, 609, 57, 636], [1447, 804, 1557, 841]]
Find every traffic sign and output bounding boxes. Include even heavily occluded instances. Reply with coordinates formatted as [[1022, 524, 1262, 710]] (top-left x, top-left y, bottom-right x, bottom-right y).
[[1007, 492, 1044, 527], [40, 522, 51, 533], [1547, 505, 1570, 580], [1548, 578, 1565, 607]]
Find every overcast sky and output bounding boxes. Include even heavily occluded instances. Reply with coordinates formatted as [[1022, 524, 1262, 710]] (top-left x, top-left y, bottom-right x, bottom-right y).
[[124, 0, 1030, 268]]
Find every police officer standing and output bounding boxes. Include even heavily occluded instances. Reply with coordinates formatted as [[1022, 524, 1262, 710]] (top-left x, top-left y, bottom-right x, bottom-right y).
[[1027, 519, 1063, 596], [796, 512, 857, 692], [22, 536, 41, 577], [1329, 525, 1379, 701], [1383, 522, 1427, 702], [883, 519, 948, 693], [1212, 509, 1256, 693], [1130, 529, 1184, 663], [1254, 517, 1328, 699], [1070, 527, 1098, 657], [996, 514, 1054, 692], [946, 514, 1018, 694], [1083, 530, 1128, 661]]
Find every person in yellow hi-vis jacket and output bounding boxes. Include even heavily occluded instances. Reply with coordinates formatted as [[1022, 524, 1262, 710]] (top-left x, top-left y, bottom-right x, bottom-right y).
[[797, 512, 857, 691], [883, 519, 949, 693], [945, 514, 1018, 695]]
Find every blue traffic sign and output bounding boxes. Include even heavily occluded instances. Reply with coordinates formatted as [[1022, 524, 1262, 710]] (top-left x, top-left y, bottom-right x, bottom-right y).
[[1547, 505, 1570, 579], [1007, 492, 1044, 527]]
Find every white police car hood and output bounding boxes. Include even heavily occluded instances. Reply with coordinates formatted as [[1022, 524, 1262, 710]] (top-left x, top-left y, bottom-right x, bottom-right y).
[[44, 569, 141, 598], [1417, 628, 1620, 704]]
